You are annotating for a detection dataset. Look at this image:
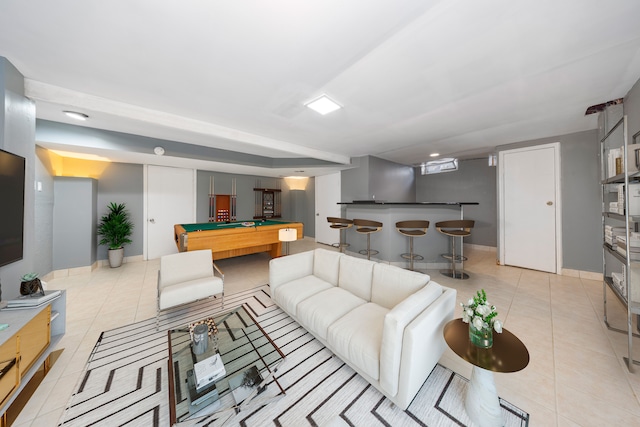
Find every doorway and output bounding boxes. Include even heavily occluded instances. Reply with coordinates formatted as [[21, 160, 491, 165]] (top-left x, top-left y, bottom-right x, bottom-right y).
[[315, 172, 342, 246], [498, 143, 562, 273], [145, 165, 196, 260]]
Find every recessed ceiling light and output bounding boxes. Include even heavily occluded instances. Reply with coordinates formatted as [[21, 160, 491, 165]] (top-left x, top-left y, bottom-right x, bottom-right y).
[[154, 146, 165, 156], [305, 94, 342, 115], [63, 111, 89, 121], [430, 153, 440, 157]]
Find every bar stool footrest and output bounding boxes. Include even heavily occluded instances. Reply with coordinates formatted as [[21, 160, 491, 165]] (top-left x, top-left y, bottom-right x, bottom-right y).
[[401, 253, 424, 261], [441, 253, 468, 262], [359, 249, 379, 257]]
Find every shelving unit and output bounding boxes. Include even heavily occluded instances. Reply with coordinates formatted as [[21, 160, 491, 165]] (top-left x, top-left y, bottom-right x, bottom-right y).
[[601, 107, 640, 372], [253, 188, 281, 219], [0, 291, 66, 416], [208, 177, 237, 222]]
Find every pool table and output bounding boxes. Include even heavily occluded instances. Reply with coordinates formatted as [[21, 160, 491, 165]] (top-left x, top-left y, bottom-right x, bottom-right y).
[[174, 220, 303, 260]]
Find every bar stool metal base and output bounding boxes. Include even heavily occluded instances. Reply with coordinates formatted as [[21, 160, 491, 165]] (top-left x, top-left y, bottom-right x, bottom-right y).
[[440, 269, 470, 280]]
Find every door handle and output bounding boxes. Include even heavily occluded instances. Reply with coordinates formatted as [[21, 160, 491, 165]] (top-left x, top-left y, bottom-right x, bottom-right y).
[[149, 218, 156, 224], [546, 201, 553, 206]]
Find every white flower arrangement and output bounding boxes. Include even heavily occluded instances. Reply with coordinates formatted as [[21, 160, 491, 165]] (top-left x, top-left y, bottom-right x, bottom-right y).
[[461, 289, 503, 333]]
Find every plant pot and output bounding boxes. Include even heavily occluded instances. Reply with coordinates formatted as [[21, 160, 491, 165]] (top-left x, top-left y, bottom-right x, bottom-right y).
[[469, 322, 493, 349], [108, 248, 125, 268], [20, 278, 43, 296]]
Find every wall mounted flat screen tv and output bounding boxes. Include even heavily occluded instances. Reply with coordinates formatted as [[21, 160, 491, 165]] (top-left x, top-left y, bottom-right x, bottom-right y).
[[0, 148, 25, 267]]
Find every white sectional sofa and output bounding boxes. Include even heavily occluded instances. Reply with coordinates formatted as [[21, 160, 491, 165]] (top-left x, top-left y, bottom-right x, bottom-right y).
[[269, 248, 456, 409]]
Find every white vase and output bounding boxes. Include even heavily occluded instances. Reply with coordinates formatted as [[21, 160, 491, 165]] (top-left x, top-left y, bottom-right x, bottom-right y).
[[108, 248, 124, 268]]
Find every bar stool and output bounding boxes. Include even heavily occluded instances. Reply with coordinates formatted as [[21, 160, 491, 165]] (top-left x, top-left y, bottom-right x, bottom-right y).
[[436, 220, 475, 280], [396, 220, 429, 271], [327, 217, 353, 253], [353, 219, 383, 260]]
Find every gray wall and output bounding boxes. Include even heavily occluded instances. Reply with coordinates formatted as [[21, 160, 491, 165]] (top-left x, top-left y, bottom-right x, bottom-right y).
[[0, 58, 37, 302], [341, 156, 415, 203], [415, 158, 497, 247], [627, 76, 640, 155], [195, 171, 315, 238], [496, 130, 601, 272], [53, 177, 97, 269], [94, 164, 144, 261], [34, 146, 55, 280]]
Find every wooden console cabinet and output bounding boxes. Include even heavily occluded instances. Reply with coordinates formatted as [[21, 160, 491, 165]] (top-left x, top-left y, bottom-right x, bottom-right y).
[[0, 292, 66, 418]]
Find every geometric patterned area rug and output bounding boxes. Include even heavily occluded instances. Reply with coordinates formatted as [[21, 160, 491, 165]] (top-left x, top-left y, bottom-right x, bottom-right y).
[[58, 285, 529, 427]]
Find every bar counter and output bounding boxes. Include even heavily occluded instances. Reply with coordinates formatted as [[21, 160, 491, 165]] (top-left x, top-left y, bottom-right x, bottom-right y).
[[338, 201, 478, 268]]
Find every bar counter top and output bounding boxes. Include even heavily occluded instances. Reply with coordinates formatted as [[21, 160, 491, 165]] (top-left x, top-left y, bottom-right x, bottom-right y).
[[339, 201, 479, 206]]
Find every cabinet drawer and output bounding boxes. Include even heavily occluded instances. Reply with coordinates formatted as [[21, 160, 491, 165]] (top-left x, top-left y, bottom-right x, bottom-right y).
[[0, 337, 18, 406], [18, 307, 50, 376]]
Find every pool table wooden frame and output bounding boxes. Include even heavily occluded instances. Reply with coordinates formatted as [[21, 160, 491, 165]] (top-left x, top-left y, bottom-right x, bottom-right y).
[[174, 221, 303, 260]]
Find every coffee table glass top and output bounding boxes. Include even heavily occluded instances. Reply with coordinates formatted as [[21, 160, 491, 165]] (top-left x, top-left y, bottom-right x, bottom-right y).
[[167, 306, 285, 424]]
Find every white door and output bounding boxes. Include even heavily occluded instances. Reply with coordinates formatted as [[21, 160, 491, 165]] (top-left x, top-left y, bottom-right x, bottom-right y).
[[145, 165, 196, 259], [315, 172, 342, 246], [499, 143, 561, 273]]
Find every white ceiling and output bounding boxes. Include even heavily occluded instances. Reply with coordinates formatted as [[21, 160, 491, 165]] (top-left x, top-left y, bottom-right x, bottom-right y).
[[2, 0, 640, 177]]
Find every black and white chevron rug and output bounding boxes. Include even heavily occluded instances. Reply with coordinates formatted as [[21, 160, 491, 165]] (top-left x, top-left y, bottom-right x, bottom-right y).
[[58, 286, 529, 427]]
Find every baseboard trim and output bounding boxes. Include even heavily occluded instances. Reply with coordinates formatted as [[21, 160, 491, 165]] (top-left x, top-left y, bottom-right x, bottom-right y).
[[560, 268, 603, 281]]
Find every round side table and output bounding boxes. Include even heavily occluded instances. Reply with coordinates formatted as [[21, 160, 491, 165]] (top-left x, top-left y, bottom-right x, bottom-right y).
[[443, 318, 529, 427]]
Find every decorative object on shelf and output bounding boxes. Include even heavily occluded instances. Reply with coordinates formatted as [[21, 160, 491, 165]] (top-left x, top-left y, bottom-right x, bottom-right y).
[[97, 202, 134, 268], [461, 289, 502, 349], [20, 272, 45, 296]]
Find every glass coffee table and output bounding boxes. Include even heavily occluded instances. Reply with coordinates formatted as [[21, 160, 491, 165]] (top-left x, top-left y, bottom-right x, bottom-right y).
[[167, 306, 286, 424]]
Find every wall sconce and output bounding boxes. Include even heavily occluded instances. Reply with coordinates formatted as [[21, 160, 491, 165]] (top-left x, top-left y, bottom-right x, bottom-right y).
[[284, 176, 309, 191], [278, 228, 297, 255]]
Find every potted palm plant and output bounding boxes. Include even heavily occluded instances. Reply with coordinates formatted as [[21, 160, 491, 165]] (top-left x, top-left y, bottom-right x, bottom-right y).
[[97, 202, 134, 268]]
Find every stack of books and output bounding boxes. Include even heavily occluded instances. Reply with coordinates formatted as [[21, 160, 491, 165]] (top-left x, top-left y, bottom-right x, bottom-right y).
[[194, 353, 226, 390], [616, 234, 640, 260], [612, 271, 626, 297], [605, 225, 626, 249], [186, 369, 219, 408], [5, 290, 61, 309]]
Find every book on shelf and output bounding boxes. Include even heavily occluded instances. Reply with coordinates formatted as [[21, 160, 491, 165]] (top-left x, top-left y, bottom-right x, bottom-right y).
[[228, 365, 266, 405], [5, 290, 61, 309]]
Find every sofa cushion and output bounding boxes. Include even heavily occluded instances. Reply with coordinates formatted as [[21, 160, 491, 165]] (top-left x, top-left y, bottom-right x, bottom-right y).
[[371, 263, 430, 309], [269, 250, 315, 291], [159, 276, 223, 310], [296, 287, 366, 340], [272, 275, 333, 317], [313, 249, 343, 286], [379, 281, 443, 396], [338, 255, 374, 301], [327, 303, 389, 380]]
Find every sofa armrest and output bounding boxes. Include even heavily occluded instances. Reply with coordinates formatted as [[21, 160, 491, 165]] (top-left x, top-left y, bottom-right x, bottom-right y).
[[392, 287, 456, 409], [269, 250, 314, 293], [379, 282, 444, 396]]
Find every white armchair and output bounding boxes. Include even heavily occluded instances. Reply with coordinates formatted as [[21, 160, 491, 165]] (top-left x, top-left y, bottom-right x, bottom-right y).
[[157, 249, 224, 326]]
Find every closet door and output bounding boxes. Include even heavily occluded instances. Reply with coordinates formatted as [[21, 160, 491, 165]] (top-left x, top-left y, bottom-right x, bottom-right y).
[[499, 143, 561, 273]]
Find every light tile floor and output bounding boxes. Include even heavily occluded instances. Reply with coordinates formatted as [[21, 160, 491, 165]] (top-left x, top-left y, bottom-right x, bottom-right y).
[[12, 239, 640, 426]]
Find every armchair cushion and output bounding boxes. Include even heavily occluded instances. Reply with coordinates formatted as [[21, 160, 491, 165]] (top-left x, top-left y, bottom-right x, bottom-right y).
[[157, 249, 223, 311]]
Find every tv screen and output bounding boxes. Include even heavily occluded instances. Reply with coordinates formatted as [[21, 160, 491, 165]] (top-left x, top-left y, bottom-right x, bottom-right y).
[[0, 148, 25, 267]]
